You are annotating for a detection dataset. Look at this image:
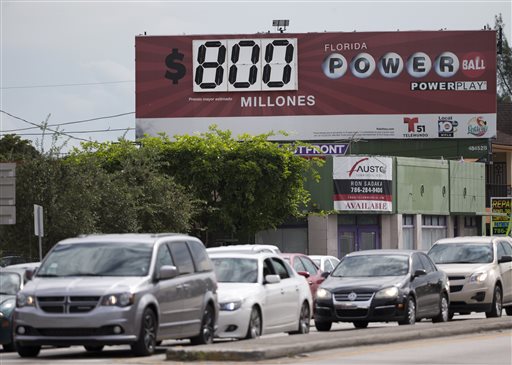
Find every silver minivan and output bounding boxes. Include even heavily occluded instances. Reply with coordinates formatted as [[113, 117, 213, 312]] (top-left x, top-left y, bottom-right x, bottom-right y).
[[14, 233, 218, 357]]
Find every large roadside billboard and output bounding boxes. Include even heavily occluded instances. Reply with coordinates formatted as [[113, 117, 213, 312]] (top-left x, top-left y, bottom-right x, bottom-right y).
[[135, 30, 496, 141]]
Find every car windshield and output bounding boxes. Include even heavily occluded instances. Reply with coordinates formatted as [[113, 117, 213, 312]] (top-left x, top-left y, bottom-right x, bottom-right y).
[[0, 272, 21, 295], [331, 255, 409, 277], [37, 242, 153, 277], [212, 257, 258, 283], [428, 243, 493, 264], [312, 259, 321, 267]]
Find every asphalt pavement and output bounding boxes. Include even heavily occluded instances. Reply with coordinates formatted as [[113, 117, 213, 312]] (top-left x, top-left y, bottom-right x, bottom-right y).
[[166, 317, 512, 361]]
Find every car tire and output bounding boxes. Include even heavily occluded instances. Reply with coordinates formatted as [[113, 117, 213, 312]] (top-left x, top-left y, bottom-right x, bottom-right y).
[[398, 296, 416, 325], [505, 306, 512, 316], [190, 305, 214, 345], [485, 286, 502, 318], [16, 343, 41, 358], [432, 294, 449, 323], [353, 321, 369, 329], [290, 302, 310, 335], [245, 307, 262, 339], [131, 308, 157, 356], [315, 320, 332, 332], [84, 345, 104, 352]]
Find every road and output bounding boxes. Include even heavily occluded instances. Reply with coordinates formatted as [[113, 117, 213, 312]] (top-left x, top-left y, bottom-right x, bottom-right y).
[[0, 313, 510, 364]]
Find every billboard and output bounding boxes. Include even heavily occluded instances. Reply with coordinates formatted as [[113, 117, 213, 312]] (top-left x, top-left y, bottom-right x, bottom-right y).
[[136, 30, 496, 141], [491, 197, 512, 236], [333, 156, 393, 212]]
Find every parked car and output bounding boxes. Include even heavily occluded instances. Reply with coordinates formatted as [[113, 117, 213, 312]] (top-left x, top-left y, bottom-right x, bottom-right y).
[[309, 255, 340, 273], [0, 256, 30, 268], [207, 244, 281, 254], [314, 250, 450, 330], [428, 236, 512, 318], [280, 253, 325, 300], [0, 264, 39, 352], [14, 233, 218, 358], [209, 251, 312, 340]]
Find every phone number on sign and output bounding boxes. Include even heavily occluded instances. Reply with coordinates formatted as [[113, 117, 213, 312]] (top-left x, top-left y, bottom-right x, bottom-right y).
[[350, 187, 384, 194]]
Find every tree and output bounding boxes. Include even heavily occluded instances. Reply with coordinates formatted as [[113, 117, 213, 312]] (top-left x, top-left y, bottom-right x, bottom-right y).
[[0, 134, 39, 161], [157, 126, 323, 244], [493, 13, 512, 102]]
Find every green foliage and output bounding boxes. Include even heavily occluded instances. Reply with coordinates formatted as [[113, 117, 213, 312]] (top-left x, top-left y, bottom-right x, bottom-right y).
[[158, 126, 323, 243], [0, 134, 40, 161]]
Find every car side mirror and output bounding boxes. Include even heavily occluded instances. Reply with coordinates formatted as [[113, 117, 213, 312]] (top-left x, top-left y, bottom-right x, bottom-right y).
[[413, 269, 427, 278], [498, 255, 512, 264], [158, 265, 179, 280], [321, 271, 330, 279], [25, 268, 36, 281], [265, 274, 281, 284], [297, 271, 310, 278]]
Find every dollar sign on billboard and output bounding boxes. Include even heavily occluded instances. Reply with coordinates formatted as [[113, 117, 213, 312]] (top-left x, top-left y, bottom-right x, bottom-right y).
[[165, 48, 186, 84]]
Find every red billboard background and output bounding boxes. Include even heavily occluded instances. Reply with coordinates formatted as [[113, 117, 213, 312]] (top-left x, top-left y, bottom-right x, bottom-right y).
[[135, 30, 497, 140]]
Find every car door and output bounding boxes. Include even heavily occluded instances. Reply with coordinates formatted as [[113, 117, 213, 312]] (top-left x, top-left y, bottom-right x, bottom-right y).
[[168, 241, 203, 337], [419, 253, 443, 316], [299, 255, 324, 300], [270, 257, 301, 327], [261, 258, 283, 331], [153, 242, 185, 338], [497, 240, 512, 303], [410, 253, 430, 317]]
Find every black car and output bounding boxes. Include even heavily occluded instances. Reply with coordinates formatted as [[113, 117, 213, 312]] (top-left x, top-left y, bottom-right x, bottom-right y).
[[314, 250, 450, 330]]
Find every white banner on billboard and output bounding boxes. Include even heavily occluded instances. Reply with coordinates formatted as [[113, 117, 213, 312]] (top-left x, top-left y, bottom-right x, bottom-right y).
[[136, 113, 496, 141], [333, 156, 393, 212]]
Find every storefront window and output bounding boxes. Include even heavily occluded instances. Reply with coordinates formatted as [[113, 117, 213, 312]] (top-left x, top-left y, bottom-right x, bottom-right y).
[[402, 215, 414, 250], [421, 215, 447, 250]]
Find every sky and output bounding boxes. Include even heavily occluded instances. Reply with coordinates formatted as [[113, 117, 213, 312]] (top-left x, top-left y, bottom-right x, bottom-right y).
[[1, 0, 511, 153]]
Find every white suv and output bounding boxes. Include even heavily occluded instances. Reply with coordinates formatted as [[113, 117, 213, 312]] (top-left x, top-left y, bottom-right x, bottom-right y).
[[428, 236, 512, 318], [14, 233, 218, 357]]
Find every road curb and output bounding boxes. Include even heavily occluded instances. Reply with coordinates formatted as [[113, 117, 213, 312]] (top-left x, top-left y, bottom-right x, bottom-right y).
[[165, 318, 512, 361]]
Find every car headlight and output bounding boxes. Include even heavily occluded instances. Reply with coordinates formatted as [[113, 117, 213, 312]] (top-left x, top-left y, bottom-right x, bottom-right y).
[[469, 272, 488, 283], [219, 300, 242, 311], [101, 293, 134, 307], [316, 288, 332, 300], [375, 286, 399, 299], [16, 293, 36, 308]]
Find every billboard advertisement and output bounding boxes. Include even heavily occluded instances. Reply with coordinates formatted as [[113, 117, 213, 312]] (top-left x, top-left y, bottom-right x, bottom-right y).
[[136, 30, 496, 141], [491, 197, 512, 236], [333, 156, 393, 212]]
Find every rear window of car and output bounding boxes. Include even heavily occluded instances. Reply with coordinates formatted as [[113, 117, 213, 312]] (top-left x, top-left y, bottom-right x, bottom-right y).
[[428, 243, 493, 264], [332, 255, 409, 277]]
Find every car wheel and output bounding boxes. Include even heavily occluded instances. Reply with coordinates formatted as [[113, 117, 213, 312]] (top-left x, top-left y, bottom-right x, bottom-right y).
[[245, 307, 262, 339], [485, 286, 502, 318], [290, 302, 311, 335], [432, 294, 449, 323], [398, 297, 416, 325], [84, 345, 104, 352], [315, 320, 332, 331], [505, 306, 512, 316], [353, 321, 369, 329], [16, 344, 41, 358], [131, 308, 157, 356], [190, 305, 214, 345]]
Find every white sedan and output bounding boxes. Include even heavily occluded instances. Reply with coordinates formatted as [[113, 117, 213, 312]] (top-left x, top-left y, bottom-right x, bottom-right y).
[[309, 255, 340, 273], [209, 251, 312, 340]]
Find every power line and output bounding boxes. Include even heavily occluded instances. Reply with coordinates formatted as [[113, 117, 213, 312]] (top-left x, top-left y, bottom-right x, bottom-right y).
[[1, 80, 135, 90], [0, 110, 93, 142], [2, 111, 135, 132], [14, 127, 135, 136]]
